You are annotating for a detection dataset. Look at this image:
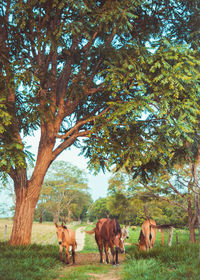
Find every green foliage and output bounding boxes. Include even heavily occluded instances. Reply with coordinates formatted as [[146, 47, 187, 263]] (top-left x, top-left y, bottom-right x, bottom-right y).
[[36, 161, 92, 222], [83, 36, 200, 178], [87, 197, 110, 221], [1, 0, 199, 181], [93, 170, 190, 226]]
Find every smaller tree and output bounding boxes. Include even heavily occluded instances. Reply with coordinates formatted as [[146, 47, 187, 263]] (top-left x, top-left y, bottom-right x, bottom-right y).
[[87, 197, 110, 221], [36, 161, 91, 223], [136, 165, 197, 242]]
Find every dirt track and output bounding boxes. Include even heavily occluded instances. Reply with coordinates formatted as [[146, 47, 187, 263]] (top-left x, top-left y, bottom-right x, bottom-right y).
[[65, 227, 125, 279], [76, 226, 86, 251]]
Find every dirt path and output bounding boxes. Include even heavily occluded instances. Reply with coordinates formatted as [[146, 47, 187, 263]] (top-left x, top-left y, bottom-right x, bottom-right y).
[[59, 226, 124, 280], [76, 226, 86, 251]]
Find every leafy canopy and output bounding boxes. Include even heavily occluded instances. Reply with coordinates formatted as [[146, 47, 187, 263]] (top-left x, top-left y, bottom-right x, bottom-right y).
[[0, 0, 199, 182]]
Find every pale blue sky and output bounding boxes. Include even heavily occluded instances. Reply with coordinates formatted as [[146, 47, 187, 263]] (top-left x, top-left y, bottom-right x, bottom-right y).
[[25, 130, 110, 201]]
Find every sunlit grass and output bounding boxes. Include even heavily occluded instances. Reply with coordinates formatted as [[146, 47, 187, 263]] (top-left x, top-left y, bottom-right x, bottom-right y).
[[0, 219, 199, 280], [0, 219, 75, 244], [0, 242, 61, 280], [58, 264, 111, 280], [123, 242, 200, 280]]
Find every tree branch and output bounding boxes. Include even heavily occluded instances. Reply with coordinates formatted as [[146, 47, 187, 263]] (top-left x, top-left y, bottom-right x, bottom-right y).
[[144, 184, 187, 211]]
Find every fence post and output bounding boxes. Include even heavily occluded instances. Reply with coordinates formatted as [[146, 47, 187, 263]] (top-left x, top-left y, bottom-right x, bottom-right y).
[[168, 227, 174, 246], [176, 233, 179, 244], [161, 228, 164, 245], [4, 225, 7, 242]]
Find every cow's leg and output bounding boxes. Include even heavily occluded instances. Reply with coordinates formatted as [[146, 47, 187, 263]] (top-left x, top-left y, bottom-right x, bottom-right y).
[[96, 236, 103, 263], [115, 247, 119, 265], [104, 242, 110, 264], [145, 234, 151, 250], [72, 243, 76, 264], [59, 245, 63, 261], [110, 244, 115, 265], [64, 246, 70, 264]]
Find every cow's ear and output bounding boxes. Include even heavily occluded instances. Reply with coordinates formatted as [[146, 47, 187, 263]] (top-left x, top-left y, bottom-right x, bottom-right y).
[[55, 223, 58, 228], [63, 225, 67, 229], [61, 222, 64, 227]]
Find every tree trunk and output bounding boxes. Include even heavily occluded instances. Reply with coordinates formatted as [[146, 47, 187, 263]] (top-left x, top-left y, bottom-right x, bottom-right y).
[[188, 196, 196, 243], [9, 191, 39, 245], [9, 144, 53, 245], [39, 214, 43, 224], [194, 193, 200, 241], [68, 209, 71, 224], [192, 152, 200, 241]]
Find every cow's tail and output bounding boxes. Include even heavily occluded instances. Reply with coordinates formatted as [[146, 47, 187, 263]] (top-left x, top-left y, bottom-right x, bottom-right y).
[[83, 228, 96, 234]]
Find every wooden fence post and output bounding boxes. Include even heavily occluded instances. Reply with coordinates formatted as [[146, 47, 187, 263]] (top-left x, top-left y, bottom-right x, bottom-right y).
[[161, 228, 164, 245], [4, 225, 7, 241], [176, 233, 179, 244], [168, 227, 174, 246]]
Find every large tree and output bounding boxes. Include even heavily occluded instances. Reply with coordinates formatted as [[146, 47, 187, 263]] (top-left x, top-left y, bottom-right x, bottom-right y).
[[0, 0, 199, 245]]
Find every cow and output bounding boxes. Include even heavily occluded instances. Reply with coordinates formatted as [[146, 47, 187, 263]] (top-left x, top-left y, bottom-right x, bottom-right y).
[[135, 219, 157, 252]]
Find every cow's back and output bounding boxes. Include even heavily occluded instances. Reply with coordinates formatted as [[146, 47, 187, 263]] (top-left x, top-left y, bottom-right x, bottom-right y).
[[141, 219, 157, 249], [99, 219, 112, 241], [63, 228, 76, 246]]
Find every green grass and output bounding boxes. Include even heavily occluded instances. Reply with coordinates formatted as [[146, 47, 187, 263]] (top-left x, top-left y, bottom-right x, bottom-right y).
[[0, 220, 199, 280], [58, 264, 111, 280], [0, 242, 62, 280], [123, 243, 200, 280], [81, 224, 99, 253]]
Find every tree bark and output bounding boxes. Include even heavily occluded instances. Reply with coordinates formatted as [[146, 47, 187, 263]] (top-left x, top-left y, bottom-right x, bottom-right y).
[[68, 209, 71, 224], [9, 188, 39, 245], [192, 149, 200, 241], [9, 141, 54, 245], [188, 196, 196, 243], [39, 214, 43, 224]]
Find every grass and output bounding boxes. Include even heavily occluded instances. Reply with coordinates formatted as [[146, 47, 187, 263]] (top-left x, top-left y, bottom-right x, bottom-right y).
[[0, 219, 199, 280], [123, 227, 200, 280], [58, 264, 112, 280], [122, 243, 200, 280], [0, 219, 76, 244], [0, 242, 61, 280], [81, 224, 99, 253]]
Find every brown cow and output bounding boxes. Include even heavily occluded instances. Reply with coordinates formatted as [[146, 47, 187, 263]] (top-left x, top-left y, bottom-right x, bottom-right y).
[[55, 223, 77, 264], [85, 218, 124, 265], [135, 219, 157, 252]]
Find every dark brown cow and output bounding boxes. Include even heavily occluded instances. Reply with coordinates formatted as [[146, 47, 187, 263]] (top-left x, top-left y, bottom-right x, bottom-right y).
[[85, 218, 124, 265]]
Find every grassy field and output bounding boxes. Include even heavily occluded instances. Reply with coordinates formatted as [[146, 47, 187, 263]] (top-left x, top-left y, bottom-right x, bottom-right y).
[[0, 219, 199, 280]]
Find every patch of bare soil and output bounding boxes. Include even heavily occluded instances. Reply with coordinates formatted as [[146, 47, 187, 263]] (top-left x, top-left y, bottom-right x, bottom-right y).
[[58, 253, 125, 279], [73, 252, 125, 266], [88, 267, 122, 280]]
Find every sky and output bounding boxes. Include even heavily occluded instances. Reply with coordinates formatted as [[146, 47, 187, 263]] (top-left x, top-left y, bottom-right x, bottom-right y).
[[27, 130, 111, 200], [0, 130, 111, 217]]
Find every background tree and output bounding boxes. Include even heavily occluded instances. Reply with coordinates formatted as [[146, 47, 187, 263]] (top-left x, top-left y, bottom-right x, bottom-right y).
[[106, 171, 187, 226], [35, 161, 91, 223], [136, 165, 198, 242], [87, 197, 110, 221], [1, 0, 199, 245]]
